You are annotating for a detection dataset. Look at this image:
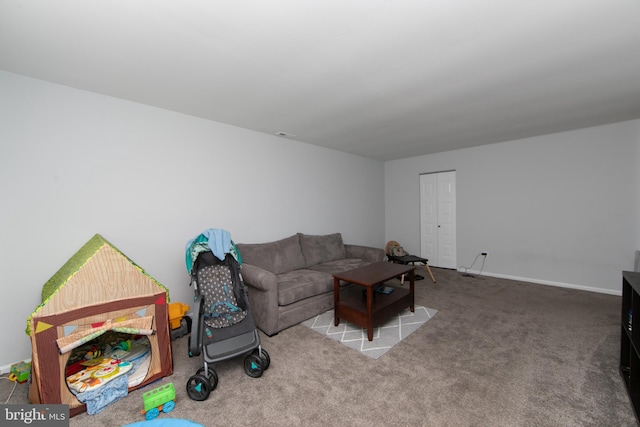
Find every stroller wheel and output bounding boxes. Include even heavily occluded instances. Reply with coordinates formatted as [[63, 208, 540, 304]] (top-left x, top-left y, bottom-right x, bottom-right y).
[[253, 348, 271, 371], [186, 374, 211, 401], [244, 354, 264, 378], [196, 367, 219, 390]]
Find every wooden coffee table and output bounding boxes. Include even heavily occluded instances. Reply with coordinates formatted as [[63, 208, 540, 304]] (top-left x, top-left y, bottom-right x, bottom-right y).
[[333, 262, 415, 341]]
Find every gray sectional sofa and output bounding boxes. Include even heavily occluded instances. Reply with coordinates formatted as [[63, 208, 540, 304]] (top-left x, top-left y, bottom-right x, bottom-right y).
[[237, 233, 385, 336]]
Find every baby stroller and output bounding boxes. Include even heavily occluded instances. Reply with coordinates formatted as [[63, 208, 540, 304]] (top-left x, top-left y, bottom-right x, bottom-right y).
[[185, 229, 270, 401]]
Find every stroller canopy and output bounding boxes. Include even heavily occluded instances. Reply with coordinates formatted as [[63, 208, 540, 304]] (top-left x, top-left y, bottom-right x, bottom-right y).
[[185, 228, 242, 274]]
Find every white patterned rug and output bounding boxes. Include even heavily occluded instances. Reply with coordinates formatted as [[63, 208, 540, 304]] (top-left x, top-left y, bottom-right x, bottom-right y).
[[301, 305, 437, 359]]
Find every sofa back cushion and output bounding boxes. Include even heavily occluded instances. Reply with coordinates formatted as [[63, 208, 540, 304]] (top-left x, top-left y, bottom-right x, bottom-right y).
[[298, 233, 346, 267], [237, 234, 306, 275]]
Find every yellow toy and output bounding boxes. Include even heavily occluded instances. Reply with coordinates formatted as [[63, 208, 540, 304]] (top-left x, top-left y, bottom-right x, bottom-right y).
[[168, 302, 190, 329], [9, 361, 31, 383]]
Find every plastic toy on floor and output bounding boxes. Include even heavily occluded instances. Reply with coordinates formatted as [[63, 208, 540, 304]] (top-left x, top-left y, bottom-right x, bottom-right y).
[[9, 361, 31, 383], [141, 383, 176, 420], [169, 302, 191, 340]]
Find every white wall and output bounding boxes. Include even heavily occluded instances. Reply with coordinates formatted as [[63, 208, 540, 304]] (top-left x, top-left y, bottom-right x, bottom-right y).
[[386, 119, 640, 294], [4, 68, 637, 369], [0, 71, 385, 368]]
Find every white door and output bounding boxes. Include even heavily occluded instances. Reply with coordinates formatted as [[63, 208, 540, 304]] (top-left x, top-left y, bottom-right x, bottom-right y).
[[420, 171, 456, 268], [419, 174, 438, 263]]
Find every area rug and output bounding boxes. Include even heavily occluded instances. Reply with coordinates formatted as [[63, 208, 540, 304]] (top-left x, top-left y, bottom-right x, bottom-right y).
[[301, 305, 437, 359]]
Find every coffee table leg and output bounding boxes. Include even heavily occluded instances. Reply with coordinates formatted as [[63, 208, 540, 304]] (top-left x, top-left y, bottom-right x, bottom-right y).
[[334, 277, 340, 326], [366, 286, 374, 341]]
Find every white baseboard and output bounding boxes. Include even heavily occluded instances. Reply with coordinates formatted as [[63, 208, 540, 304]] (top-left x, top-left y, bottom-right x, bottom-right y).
[[462, 270, 621, 296]]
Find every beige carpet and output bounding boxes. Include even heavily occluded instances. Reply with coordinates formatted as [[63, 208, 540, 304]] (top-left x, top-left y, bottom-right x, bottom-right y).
[[302, 306, 437, 359], [1, 266, 636, 426]]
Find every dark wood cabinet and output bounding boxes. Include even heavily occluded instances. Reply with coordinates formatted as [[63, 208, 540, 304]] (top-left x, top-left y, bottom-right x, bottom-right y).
[[621, 271, 640, 421]]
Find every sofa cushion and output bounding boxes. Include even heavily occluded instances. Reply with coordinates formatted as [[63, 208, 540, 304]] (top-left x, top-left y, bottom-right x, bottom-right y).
[[276, 269, 334, 306], [307, 258, 370, 275], [237, 234, 306, 275], [298, 233, 346, 267]]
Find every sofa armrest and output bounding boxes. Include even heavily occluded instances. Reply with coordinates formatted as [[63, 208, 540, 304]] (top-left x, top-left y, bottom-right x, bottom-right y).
[[240, 263, 280, 335], [345, 244, 385, 264], [241, 264, 278, 292]]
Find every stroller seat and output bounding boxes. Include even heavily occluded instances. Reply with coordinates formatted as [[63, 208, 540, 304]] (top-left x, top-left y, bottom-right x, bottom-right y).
[[199, 262, 247, 329], [185, 229, 270, 401]]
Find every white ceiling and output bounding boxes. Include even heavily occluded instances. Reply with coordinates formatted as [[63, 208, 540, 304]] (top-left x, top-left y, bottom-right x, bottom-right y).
[[2, 1, 640, 161]]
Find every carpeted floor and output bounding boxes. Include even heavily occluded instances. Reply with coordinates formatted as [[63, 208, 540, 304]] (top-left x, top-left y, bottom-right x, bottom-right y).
[[2, 267, 636, 426]]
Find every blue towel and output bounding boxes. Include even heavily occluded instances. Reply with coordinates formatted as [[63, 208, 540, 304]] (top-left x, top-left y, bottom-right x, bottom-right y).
[[202, 228, 231, 261], [74, 374, 128, 415], [185, 229, 232, 273]]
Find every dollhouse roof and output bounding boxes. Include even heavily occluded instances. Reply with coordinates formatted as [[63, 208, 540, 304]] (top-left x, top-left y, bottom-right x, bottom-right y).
[[26, 234, 169, 335]]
